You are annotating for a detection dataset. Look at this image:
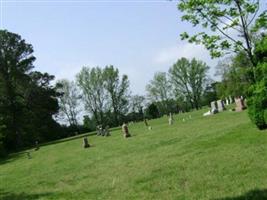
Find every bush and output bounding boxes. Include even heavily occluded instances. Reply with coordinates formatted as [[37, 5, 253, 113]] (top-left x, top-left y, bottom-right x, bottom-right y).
[[247, 36, 267, 129], [247, 82, 267, 129], [145, 103, 160, 119], [0, 141, 7, 158]]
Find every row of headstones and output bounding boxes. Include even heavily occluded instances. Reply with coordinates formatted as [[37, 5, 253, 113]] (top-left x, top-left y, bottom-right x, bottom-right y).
[[83, 122, 131, 148], [210, 96, 246, 114], [96, 125, 111, 137]]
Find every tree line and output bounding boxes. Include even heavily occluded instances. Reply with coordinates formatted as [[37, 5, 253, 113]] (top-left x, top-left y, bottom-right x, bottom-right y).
[[0, 0, 266, 156], [0, 30, 213, 156]]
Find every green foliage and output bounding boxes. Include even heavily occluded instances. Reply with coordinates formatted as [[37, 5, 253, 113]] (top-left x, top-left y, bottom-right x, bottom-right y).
[[145, 103, 160, 119], [146, 72, 172, 114], [169, 57, 209, 109], [215, 52, 253, 98], [103, 65, 130, 126], [56, 79, 81, 129], [247, 82, 267, 129], [76, 67, 107, 125], [77, 66, 130, 127], [247, 36, 267, 129], [83, 115, 96, 131], [178, 0, 264, 66], [0, 30, 62, 152], [202, 81, 218, 106]]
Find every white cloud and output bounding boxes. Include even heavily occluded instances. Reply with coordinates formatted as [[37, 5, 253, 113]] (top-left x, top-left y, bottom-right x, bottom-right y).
[[35, 60, 97, 82], [154, 43, 212, 65], [153, 43, 219, 81]]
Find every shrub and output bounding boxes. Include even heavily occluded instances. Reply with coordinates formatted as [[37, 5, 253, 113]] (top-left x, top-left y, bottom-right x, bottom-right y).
[[247, 81, 267, 129], [247, 36, 267, 129]]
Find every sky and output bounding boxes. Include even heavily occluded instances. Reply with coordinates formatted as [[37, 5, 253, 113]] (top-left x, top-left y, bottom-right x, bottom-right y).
[[0, 0, 265, 95]]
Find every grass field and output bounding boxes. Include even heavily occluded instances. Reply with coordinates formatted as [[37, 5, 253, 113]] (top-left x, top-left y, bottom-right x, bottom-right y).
[[1, 108, 267, 200]]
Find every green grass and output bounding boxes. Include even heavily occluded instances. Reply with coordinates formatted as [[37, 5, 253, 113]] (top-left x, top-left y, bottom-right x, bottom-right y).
[[1, 108, 267, 200]]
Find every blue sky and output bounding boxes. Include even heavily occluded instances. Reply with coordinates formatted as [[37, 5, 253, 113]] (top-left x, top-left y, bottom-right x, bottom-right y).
[[1, 0, 266, 95]]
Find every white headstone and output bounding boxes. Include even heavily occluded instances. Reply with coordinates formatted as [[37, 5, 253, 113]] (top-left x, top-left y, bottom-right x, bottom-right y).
[[210, 101, 218, 114], [217, 100, 225, 111]]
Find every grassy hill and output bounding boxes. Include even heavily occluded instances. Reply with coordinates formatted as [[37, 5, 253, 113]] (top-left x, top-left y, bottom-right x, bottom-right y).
[[1, 108, 267, 200]]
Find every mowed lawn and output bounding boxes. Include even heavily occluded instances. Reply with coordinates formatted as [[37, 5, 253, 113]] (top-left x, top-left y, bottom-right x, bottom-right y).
[[1, 109, 267, 200]]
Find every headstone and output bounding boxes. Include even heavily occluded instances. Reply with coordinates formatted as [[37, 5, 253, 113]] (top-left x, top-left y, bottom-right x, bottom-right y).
[[101, 126, 105, 136], [229, 96, 233, 104], [35, 140, 39, 151], [104, 126, 110, 136], [144, 119, 149, 127], [168, 113, 173, 125], [210, 101, 218, 114], [96, 125, 104, 136], [83, 137, 90, 148], [122, 123, 131, 138], [217, 100, 226, 112], [226, 98, 229, 105], [235, 97, 246, 112]]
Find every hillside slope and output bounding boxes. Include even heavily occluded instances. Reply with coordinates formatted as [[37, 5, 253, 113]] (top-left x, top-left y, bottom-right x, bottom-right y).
[[1, 109, 267, 200]]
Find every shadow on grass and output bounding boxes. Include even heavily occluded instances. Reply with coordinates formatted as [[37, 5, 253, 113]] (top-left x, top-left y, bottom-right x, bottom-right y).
[[0, 151, 28, 165], [214, 189, 267, 200], [0, 191, 54, 200], [41, 126, 121, 148], [0, 127, 122, 165]]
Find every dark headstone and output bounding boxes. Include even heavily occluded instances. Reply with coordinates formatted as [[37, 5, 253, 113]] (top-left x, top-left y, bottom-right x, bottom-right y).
[[83, 137, 90, 148], [104, 126, 110, 137], [122, 123, 131, 138], [144, 119, 149, 127]]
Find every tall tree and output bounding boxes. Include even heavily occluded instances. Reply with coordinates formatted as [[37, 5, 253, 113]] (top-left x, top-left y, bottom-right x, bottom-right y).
[[146, 72, 171, 114], [76, 67, 107, 125], [0, 30, 35, 149], [56, 79, 81, 129], [0, 30, 61, 151], [26, 71, 61, 142], [178, 0, 266, 76], [130, 95, 145, 113], [247, 35, 267, 129], [169, 57, 209, 110], [215, 52, 253, 98], [103, 65, 130, 126]]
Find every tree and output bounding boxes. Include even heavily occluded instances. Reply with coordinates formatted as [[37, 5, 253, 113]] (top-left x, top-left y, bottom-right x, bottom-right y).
[[247, 35, 267, 129], [25, 71, 62, 142], [169, 57, 209, 110], [76, 67, 107, 125], [56, 79, 81, 130], [0, 30, 62, 151], [215, 52, 253, 98], [83, 115, 96, 132], [0, 30, 35, 149], [146, 72, 172, 114], [128, 95, 146, 122], [178, 0, 267, 73], [103, 65, 130, 126], [145, 103, 160, 119], [130, 95, 145, 113]]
